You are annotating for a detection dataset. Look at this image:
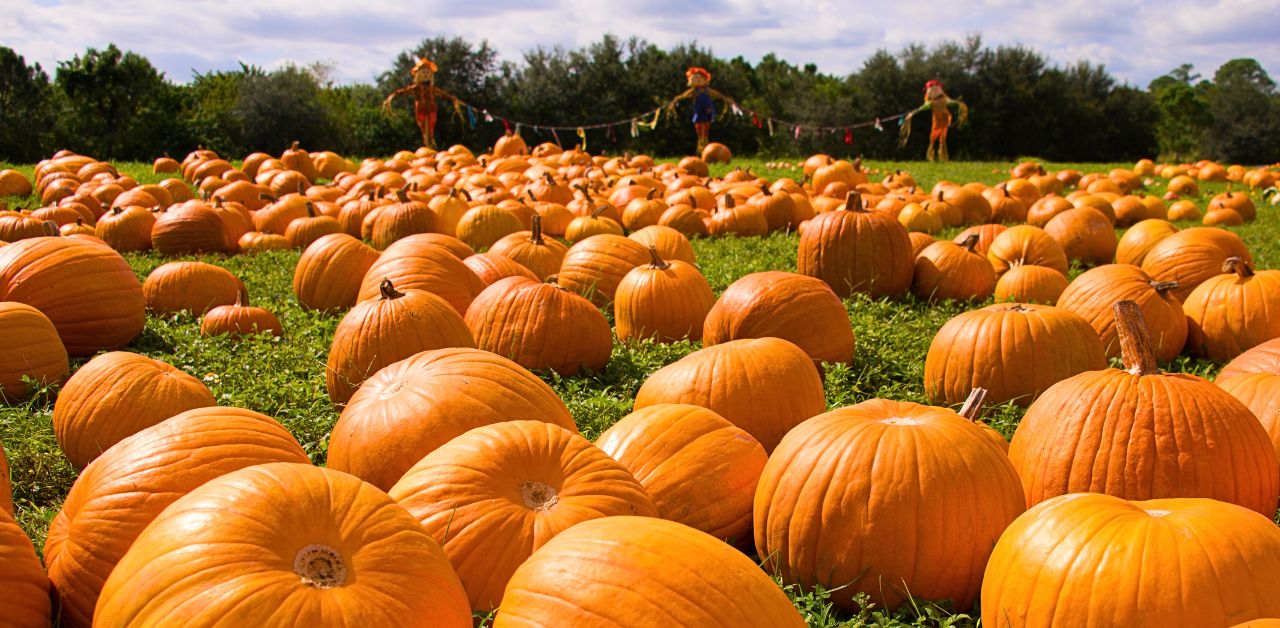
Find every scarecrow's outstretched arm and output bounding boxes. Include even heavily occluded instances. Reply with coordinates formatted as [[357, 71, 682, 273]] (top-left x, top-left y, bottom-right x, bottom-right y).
[[382, 84, 416, 115], [948, 97, 969, 127], [897, 100, 933, 148], [666, 87, 697, 112], [433, 85, 460, 105]]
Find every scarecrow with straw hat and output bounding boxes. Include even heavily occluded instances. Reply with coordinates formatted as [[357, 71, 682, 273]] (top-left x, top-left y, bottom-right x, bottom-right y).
[[668, 66, 737, 152], [898, 79, 969, 161], [383, 57, 459, 149]]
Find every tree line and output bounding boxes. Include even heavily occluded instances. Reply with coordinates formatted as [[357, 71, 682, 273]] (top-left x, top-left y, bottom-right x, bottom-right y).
[[1, 36, 1277, 164]]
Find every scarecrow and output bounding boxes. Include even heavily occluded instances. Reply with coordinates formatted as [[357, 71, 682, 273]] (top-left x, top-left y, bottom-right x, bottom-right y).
[[898, 79, 969, 161], [667, 67, 736, 152], [383, 57, 458, 149]]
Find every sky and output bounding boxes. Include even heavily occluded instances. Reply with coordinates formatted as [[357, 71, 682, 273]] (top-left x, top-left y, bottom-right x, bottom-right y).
[[5, 0, 1278, 87]]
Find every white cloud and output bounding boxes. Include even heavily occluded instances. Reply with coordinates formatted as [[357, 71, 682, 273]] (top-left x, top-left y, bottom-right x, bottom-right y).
[[3, 0, 1276, 87]]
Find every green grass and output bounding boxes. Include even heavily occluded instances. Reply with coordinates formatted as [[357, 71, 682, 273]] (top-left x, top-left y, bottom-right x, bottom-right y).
[[2, 157, 1276, 627]]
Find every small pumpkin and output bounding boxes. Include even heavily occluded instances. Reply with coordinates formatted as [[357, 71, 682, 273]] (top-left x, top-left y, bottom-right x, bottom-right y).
[[615, 246, 715, 343], [556, 233, 650, 307], [488, 215, 568, 279], [1044, 206, 1116, 266], [364, 190, 435, 250], [200, 285, 283, 339], [1184, 257, 1280, 361], [151, 203, 227, 255], [143, 261, 244, 315], [455, 203, 523, 249], [702, 271, 854, 365], [284, 201, 342, 250], [986, 225, 1069, 276], [913, 234, 996, 302], [993, 264, 1067, 304]]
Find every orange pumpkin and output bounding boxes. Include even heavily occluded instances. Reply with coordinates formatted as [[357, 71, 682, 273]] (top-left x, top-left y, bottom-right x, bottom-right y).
[[1057, 264, 1187, 362], [556, 233, 650, 307], [1115, 218, 1178, 266], [390, 420, 656, 611], [94, 463, 472, 627], [615, 246, 715, 342], [796, 200, 913, 298], [200, 286, 283, 339], [0, 507, 49, 627], [1185, 257, 1280, 362], [596, 404, 766, 543], [953, 223, 1007, 255], [702, 271, 854, 365], [1009, 301, 1279, 515], [456, 204, 523, 249], [982, 494, 1280, 627], [45, 407, 310, 628], [1220, 338, 1280, 380], [488, 215, 567, 279], [292, 233, 380, 311], [1044, 206, 1116, 266], [756, 398, 1025, 612], [0, 302, 69, 400], [634, 338, 825, 452], [913, 234, 997, 302], [364, 190, 434, 250], [993, 264, 1067, 304], [1217, 373, 1280, 458], [629, 224, 695, 264], [464, 276, 611, 374], [987, 225, 1069, 276], [1140, 227, 1252, 301], [357, 240, 485, 315], [151, 203, 227, 254], [461, 251, 539, 285], [237, 230, 290, 252], [328, 347, 577, 490], [284, 202, 342, 250], [143, 261, 244, 315], [95, 205, 156, 252]]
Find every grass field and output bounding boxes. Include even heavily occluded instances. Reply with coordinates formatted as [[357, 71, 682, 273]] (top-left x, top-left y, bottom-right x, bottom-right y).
[[1, 157, 1274, 626]]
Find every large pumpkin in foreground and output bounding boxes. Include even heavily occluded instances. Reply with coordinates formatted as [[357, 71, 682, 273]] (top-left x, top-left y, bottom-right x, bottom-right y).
[[982, 493, 1280, 627], [390, 420, 656, 612], [755, 398, 1025, 612], [94, 463, 472, 627], [495, 516, 804, 628], [0, 507, 49, 628], [0, 237, 144, 355]]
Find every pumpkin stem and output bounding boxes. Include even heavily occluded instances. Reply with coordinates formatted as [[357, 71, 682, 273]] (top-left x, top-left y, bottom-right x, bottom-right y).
[[111, 207, 122, 215], [724, 194, 736, 210], [294, 544, 347, 590], [305, 202, 317, 218], [958, 233, 980, 253], [958, 387, 988, 421], [41, 220, 58, 236], [378, 278, 405, 300], [75, 217, 83, 226], [291, 140, 300, 150], [1223, 256, 1254, 279], [844, 192, 864, 212], [647, 245, 670, 270], [235, 284, 248, 307], [1149, 280, 1179, 296], [1114, 300, 1159, 376], [530, 214, 544, 245], [936, 189, 945, 202], [459, 188, 472, 202], [647, 187, 656, 201], [527, 190, 537, 203], [520, 481, 560, 511]]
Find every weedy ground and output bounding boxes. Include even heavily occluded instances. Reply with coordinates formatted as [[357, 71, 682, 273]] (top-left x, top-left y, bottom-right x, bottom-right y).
[[1, 157, 1273, 627]]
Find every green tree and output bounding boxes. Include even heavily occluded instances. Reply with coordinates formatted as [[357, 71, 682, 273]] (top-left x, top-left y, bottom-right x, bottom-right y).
[[232, 64, 339, 154], [1149, 64, 1211, 161], [0, 46, 54, 162], [1203, 58, 1280, 163], [185, 66, 249, 156]]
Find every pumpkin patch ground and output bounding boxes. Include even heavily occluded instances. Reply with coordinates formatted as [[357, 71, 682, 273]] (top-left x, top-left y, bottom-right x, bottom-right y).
[[3, 154, 1280, 627]]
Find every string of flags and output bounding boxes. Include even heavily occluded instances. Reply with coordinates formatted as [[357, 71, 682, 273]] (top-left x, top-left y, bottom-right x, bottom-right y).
[[444, 94, 917, 148]]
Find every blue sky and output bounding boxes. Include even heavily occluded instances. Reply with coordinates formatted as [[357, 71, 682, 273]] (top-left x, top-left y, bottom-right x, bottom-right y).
[[5, 0, 1278, 87]]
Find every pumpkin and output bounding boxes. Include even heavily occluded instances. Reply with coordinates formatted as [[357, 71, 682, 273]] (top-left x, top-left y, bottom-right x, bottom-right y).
[[58, 217, 95, 237], [280, 141, 319, 181], [1184, 257, 1280, 362], [143, 261, 243, 315], [913, 234, 997, 302], [200, 285, 283, 339], [0, 508, 49, 627], [756, 397, 1025, 612], [897, 201, 942, 233], [984, 184, 1028, 223], [796, 199, 913, 298], [283, 201, 342, 250], [93, 206, 154, 251], [1026, 194, 1074, 227], [634, 337, 825, 452], [981, 494, 1280, 627], [925, 302, 1104, 407], [1210, 190, 1257, 221], [455, 204, 523, 249], [620, 188, 667, 231], [628, 224, 695, 264], [237, 230, 290, 252], [953, 223, 1006, 255], [328, 279, 475, 405], [1168, 198, 1202, 221], [615, 246, 715, 343], [0, 213, 54, 242], [292, 233, 379, 311], [0, 237, 145, 355], [388, 232, 474, 259], [907, 231, 935, 257], [464, 276, 611, 374], [1116, 218, 1178, 266], [45, 407, 310, 628], [1056, 264, 1187, 362], [53, 351, 215, 469], [1140, 227, 1252, 301], [366, 190, 435, 250], [1008, 301, 1279, 515], [0, 302, 69, 400], [496, 516, 802, 628], [659, 203, 710, 237], [461, 251, 538, 285], [329, 347, 577, 490], [1217, 373, 1280, 458], [993, 264, 1067, 304], [0, 169, 34, 197], [357, 240, 485, 315], [556, 233, 650, 307], [94, 463, 471, 627], [703, 271, 854, 365], [390, 420, 655, 611], [1204, 207, 1245, 226], [986, 225, 1069, 276], [564, 205, 627, 241], [151, 203, 226, 254], [1220, 338, 1280, 380], [596, 404, 766, 543], [488, 215, 567, 279], [1043, 206, 1116, 266]]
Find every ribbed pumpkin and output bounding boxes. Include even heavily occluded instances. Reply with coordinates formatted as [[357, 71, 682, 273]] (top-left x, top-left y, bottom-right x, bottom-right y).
[[984, 183, 1028, 223], [1210, 190, 1257, 221], [1116, 218, 1179, 266], [1044, 206, 1116, 266], [556, 233, 650, 307], [327, 279, 475, 405], [925, 303, 1105, 407], [986, 225, 1069, 276], [151, 203, 226, 254], [392, 232, 474, 259], [292, 233, 379, 311], [455, 204, 522, 249], [796, 201, 913, 298], [621, 188, 668, 231], [1217, 373, 1280, 458], [1185, 257, 1280, 362], [0, 213, 49, 242], [92, 205, 153, 249], [0, 237, 145, 355], [596, 404, 766, 542], [253, 194, 309, 234], [357, 241, 485, 315], [0, 302, 69, 400], [634, 338, 825, 452], [284, 202, 342, 250], [1057, 264, 1188, 361], [1220, 338, 1280, 380], [755, 398, 1026, 612], [464, 276, 611, 374], [565, 205, 625, 243], [953, 223, 1006, 255], [59, 218, 95, 237], [913, 234, 997, 301], [488, 215, 567, 279], [390, 420, 656, 612], [628, 224, 695, 264], [615, 246, 715, 343], [496, 516, 804, 628], [0, 507, 49, 627], [659, 203, 710, 237], [703, 271, 854, 365], [200, 286, 283, 339], [236, 230, 290, 252], [94, 463, 472, 627], [907, 231, 935, 257], [328, 347, 577, 490], [462, 251, 539, 285], [365, 190, 434, 250], [53, 352, 215, 469], [1009, 301, 1279, 515], [993, 264, 1067, 304], [45, 407, 310, 628], [143, 261, 243, 315], [981, 494, 1280, 627], [1140, 227, 1252, 301]]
